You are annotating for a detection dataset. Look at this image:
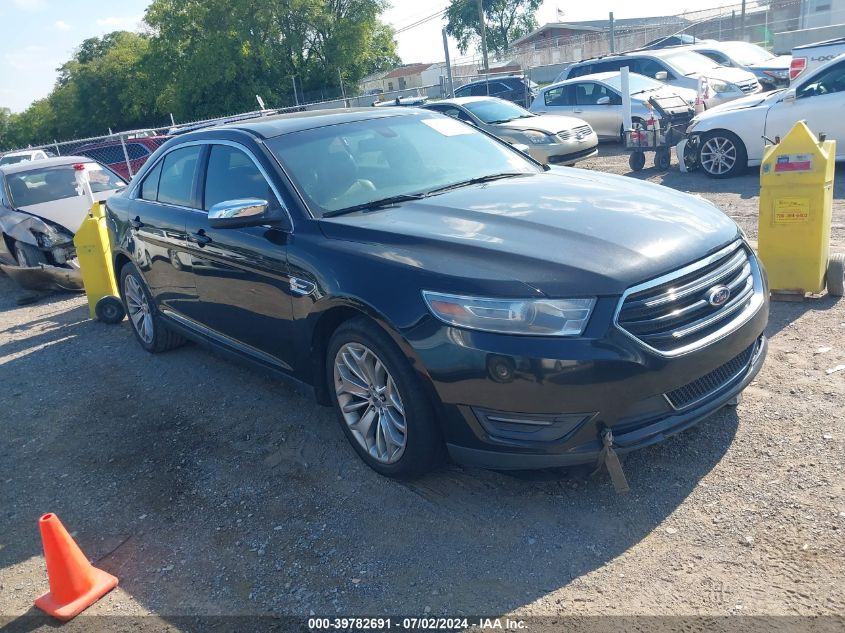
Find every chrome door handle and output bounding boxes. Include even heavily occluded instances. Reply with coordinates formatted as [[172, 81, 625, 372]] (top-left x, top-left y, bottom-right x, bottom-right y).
[[191, 230, 212, 247]]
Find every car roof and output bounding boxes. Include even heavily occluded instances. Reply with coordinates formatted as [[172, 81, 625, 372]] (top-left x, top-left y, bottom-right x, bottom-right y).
[[207, 107, 416, 139], [556, 71, 620, 84], [0, 155, 94, 175], [428, 96, 507, 106], [1, 149, 43, 157]]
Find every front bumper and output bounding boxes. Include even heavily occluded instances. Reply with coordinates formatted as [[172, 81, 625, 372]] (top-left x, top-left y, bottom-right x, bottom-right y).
[[529, 138, 599, 165], [0, 262, 84, 292], [408, 285, 768, 470]]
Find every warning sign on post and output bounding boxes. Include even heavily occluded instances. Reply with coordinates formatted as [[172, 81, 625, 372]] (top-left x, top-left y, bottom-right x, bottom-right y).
[[774, 154, 813, 172], [774, 197, 810, 223]]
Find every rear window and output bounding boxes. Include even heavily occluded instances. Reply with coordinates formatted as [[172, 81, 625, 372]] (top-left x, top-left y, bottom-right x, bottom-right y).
[[6, 163, 125, 207], [0, 155, 32, 166]]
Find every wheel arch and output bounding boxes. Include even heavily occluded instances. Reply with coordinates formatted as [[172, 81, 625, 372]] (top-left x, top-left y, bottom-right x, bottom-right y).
[[308, 298, 436, 408]]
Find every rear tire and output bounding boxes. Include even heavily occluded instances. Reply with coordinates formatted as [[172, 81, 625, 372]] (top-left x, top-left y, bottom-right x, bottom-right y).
[[827, 253, 845, 297], [699, 130, 747, 179], [327, 317, 443, 478], [120, 262, 185, 353], [629, 151, 645, 171], [654, 149, 671, 171], [14, 240, 48, 267]]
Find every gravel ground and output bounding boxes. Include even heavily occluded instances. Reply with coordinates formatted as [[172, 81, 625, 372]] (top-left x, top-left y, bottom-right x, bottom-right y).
[[1, 146, 844, 629]]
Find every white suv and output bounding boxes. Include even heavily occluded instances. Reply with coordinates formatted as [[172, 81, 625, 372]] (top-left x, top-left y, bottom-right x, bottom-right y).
[[556, 49, 760, 109], [0, 149, 49, 166]]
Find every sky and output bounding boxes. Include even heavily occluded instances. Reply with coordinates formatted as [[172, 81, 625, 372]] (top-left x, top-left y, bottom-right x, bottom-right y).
[[0, 0, 731, 113]]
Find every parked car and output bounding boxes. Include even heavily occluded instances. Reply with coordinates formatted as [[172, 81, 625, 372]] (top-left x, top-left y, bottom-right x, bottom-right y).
[[106, 107, 768, 478], [530, 71, 697, 141], [453, 76, 537, 106], [0, 157, 125, 289], [556, 49, 761, 108], [0, 149, 49, 166], [790, 37, 845, 82], [686, 53, 845, 178], [424, 97, 597, 165], [75, 134, 169, 181], [641, 34, 715, 49], [690, 41, 791, 90]]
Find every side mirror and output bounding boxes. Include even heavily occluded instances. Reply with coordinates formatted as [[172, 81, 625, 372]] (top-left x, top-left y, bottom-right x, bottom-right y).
[[783, 88, 797, 103], [655, 71, 668, 81], [596, 96, 611, 105], [208, 198, 277, 229]]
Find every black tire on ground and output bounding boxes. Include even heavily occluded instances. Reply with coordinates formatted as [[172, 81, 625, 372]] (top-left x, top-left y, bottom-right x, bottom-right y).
[[827, 253, 845, 297], [326, 316, 444, 478], [698, 130, 747, 179], [629, 151, 646, 171], [654, 149, 671, 171], [14, 240, 48, 267], [95, 295, 126, 324], [119, 262, 185, 353]]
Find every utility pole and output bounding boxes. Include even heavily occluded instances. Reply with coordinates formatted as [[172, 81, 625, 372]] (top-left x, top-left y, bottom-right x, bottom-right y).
[[477, 0, 489, 73], [740, 0, 747, 41], [442, 28, 455, 98], [609, 12, 615, 54], [292, 76, 299, 106], [338, 69, 347, 105]]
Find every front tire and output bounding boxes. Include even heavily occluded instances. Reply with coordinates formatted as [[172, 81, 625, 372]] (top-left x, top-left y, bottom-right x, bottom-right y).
[[120, 262, 184, 353], [327, 317, 443, 478], [699, 131, 747, 178]]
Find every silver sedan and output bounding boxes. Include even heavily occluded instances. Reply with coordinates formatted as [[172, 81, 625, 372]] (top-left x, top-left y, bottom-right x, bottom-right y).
[[530, 71, 697, 141]]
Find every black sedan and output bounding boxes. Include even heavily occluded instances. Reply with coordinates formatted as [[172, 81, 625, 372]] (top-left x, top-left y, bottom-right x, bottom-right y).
[[106, 108, 768, 478]]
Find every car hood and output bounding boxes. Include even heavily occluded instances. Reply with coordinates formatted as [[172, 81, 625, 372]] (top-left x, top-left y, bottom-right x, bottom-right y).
[[747, 55, 791, 71], [15, 189, 119, 233], [642, 86, 698, 105], [497, 114, 590, 133], [700, 89, 783, 115], [694, 66, 758, 84], [319, 169, 739, 297]]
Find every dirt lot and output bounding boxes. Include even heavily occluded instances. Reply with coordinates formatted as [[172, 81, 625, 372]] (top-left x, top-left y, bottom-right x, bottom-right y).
[[1, 147, 844, 630]]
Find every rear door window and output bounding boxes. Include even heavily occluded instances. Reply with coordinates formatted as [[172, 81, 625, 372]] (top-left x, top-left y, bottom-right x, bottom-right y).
[[156, 145, 202, 208]]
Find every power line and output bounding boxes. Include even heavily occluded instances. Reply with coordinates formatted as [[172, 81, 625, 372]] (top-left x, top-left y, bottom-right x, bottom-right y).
[[393, 9, 447, 34]]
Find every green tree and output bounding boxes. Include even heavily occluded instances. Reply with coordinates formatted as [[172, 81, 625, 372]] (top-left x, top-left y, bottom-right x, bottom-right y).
[[445, 0, 541, 57]]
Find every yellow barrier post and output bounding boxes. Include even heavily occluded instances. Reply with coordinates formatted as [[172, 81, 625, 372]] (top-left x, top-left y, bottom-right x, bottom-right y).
[[73, 200, 125, 323], [758, 120, 843, 299]]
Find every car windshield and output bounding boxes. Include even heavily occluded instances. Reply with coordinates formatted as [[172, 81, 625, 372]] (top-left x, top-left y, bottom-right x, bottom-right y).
[[722, 42, 776, 65], [0, 154, 33, 166], [266, 113, 538, 218], [603, 73, 665, 94], [663, 50, 722, 75], [6, 163, 125, 207], [462, 99, 533, 124]]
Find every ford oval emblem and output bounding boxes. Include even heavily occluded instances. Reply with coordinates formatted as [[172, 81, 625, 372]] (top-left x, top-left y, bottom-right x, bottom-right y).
[[707, 285, 731, 307]]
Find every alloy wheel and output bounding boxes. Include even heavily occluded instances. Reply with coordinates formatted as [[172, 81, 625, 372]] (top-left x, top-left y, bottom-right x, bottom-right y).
[[700, 136, 737, 176], [334, 342, 407, 464], [124, 275, 154, 345]]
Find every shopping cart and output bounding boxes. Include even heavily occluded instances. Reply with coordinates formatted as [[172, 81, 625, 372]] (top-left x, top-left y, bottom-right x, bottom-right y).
[[624, 94, 694, 172]]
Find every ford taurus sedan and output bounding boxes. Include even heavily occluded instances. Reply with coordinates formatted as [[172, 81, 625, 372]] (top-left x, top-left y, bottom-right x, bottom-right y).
[[424, 97, 598, 165], [106, 108, 768, 478]]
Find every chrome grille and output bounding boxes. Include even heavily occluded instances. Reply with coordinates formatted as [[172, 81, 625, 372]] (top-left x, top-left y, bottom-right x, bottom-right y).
[[665, 342, 756, 409], [616, 241, 758, 354], [739, 81, 759, 93], [558, 125, 592, 141]]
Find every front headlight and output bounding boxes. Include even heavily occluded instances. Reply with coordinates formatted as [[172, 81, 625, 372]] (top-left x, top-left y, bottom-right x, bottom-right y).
[[422, 291, 595, 336], [522, 129, 556, 145], [708, 79, 735, 94]]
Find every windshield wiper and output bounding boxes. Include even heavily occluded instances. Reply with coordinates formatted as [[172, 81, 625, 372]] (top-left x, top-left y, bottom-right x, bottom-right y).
[[424, 172, 529, 196], [321, 193, 427, 218]]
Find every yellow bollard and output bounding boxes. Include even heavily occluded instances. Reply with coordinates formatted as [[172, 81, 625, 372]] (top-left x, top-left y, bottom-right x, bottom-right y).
[[757, 120, 841, 298], [73, 201, 125, 322]]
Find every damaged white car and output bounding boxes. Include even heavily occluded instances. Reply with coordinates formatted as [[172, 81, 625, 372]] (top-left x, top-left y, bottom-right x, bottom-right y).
[[0, 157, 125, 290]]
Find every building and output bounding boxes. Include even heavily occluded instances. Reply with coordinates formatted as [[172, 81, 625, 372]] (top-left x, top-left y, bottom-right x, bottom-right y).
[[381, 63, 435, 92], [801, 0, 845, 28]]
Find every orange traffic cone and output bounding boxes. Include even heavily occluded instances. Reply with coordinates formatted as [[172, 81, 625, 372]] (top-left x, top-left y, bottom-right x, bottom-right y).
[[34, 513, 118, 621]]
